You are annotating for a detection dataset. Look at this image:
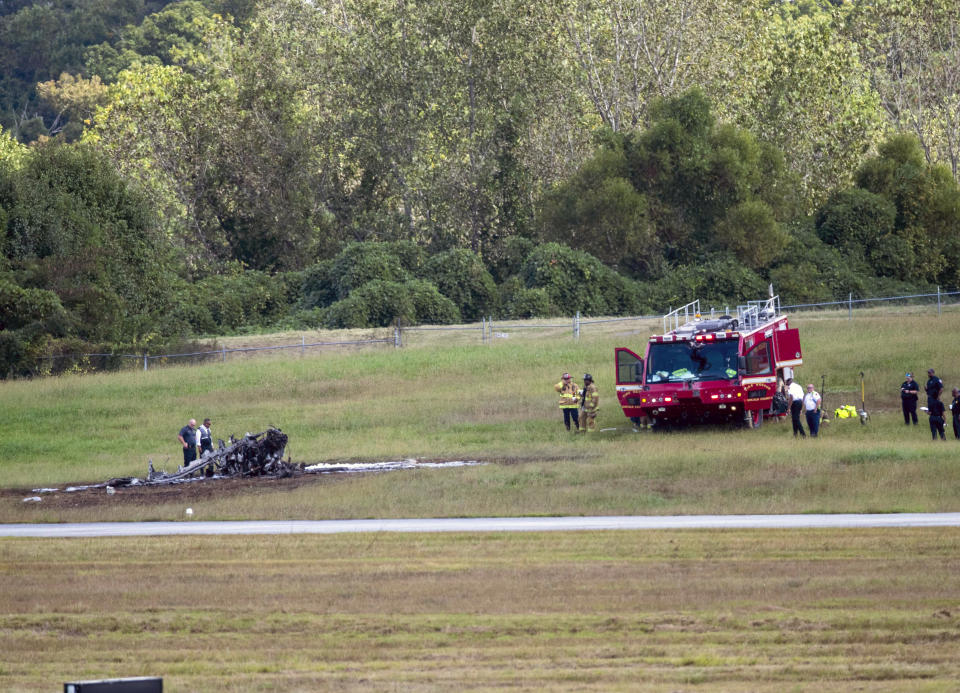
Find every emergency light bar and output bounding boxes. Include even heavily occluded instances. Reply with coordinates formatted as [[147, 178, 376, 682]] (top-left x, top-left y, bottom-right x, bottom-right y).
[[650, 331, 740, 343]]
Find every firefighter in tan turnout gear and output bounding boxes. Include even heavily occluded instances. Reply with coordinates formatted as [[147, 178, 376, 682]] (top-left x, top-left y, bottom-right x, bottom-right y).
[[554, 372, 580, 431], [579, 373, 599, 432]]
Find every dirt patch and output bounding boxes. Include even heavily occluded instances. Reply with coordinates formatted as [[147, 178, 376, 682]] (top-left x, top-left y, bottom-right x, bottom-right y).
[[9, 471, 353, 511], [6, 454, 575, 512]]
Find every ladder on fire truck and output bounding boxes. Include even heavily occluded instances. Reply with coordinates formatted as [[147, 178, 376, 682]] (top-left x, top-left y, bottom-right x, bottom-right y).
[[735, 295, 781, 330], [662, 299, 701, 334], [663, 296, 782, 335]]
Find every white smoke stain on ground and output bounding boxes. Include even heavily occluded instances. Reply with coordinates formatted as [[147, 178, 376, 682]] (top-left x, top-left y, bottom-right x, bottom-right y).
[[304, 459, 483, 474]]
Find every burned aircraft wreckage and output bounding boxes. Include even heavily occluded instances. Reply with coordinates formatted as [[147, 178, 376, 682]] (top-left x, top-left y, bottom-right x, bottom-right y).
[[21, 428, 483, 501], [145, 428, 296, 484]]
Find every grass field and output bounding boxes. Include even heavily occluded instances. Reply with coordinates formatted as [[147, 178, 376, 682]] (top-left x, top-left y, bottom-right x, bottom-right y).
[[2, 308, 960, 521], [2, 306, 960, 690], [3, 530, 960, 691]]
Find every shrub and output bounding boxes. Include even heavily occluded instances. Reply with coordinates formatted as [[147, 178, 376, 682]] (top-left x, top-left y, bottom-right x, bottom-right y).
[[498, 277, 558, 318], [816, 188, 896, 260], [638, 255, 767, 310], [424, 248, 498, 321], [321, 279, 460, 329], [322, 280, 415, 328], [186, 270, 295, 333], [520, 242, 641, 316], [328, 242, 412, 299], [383, 240, 427, 275], [767, 262, 834, 305], [0, 278, 67, 330], [273, 308, 326, 331], [320, 292, 372, 329], [405, 279, 461, 324], [300, 259, 337, 310], [0, 277, 70, 376]]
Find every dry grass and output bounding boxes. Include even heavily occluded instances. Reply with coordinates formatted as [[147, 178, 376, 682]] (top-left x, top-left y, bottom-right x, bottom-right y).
[[2, 529, 960, 691]]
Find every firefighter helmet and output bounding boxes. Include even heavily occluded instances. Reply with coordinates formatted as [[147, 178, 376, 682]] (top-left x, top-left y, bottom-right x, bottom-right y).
[[583, 373, 593, 381]]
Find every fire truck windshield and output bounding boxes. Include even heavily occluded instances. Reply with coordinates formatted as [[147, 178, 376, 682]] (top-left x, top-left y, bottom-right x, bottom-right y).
[[646, 340, 739, 384]]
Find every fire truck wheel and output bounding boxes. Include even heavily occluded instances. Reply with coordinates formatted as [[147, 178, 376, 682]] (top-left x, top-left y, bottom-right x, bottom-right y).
[[747, 408, 762, 429]]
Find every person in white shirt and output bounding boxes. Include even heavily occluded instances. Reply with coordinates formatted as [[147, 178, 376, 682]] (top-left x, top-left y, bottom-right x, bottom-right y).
[[786, 378, 806, 438], [197, 418, 214, 457], [803, 384, 822, 437]]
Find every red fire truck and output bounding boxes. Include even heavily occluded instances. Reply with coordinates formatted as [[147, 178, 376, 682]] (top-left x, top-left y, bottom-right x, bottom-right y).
[[615, 295, 802, 428]]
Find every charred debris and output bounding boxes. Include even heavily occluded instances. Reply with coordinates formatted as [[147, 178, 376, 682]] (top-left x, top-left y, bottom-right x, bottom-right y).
[[100, 428, 298, 488]]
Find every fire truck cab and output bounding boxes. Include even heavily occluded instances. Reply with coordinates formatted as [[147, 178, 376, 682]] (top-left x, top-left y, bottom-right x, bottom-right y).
[[615, 295, 802, 428]]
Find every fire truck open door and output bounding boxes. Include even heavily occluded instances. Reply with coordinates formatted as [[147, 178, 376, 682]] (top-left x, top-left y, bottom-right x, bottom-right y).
[[773, 328, 802, 369], [615, 347, 644, 385]]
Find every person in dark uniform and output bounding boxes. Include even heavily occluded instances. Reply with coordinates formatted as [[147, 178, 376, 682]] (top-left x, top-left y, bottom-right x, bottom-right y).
[[928, 391, 946, 440], [177, 419, 198, 467], [951, 388, 960, 440], [900, 373, 919, 425], [926, 368, 943, 408]]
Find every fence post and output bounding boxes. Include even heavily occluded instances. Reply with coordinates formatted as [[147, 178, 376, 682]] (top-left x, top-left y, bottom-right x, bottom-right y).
[[489, 317, 494, 340], [938, 285, 942, 316], [481, 317, 486, 343], [143, 354, 148, 372], [574, 311, 580, 339], [301, 334, 305, 354], [222, 346, 226, 362], [848, 292, 853, 321], [394, 327, 401, 347]]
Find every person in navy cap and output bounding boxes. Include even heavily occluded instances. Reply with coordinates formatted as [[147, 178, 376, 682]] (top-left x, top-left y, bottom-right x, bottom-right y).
[[899, 372, 919, 425]]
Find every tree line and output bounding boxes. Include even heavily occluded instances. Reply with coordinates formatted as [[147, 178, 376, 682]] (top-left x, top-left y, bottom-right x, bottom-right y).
[[1, 0, 959, 376]]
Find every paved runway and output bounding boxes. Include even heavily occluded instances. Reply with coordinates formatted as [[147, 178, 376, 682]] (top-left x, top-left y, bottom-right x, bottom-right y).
[[3, 513, 960, 537]]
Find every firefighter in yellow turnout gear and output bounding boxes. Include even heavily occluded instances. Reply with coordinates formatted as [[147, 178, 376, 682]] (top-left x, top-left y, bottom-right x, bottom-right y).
[[554, 372, 580, 431], [579, 373, 599, 432]]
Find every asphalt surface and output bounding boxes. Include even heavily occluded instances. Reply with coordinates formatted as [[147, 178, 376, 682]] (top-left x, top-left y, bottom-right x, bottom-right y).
[[3, 513, 960, 537]]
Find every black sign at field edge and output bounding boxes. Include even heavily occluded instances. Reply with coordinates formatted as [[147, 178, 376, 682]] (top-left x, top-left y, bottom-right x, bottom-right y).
[[64, 677, 162, 693]]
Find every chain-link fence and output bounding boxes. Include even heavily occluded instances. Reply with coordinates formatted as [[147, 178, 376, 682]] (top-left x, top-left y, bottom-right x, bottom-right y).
[[36, 335, 396, 374], [30, 288, 960, 374]]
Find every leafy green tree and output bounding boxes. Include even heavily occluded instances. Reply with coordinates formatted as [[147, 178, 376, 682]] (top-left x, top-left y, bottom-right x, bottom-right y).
[[89, 8, 338, 271], [815, 134, 960, 284], [848, 0, 960, 179], [2, 142, 181, 346], [543, 89, 798, 278], [0, 126, 27, 171], [246, 0, 574, 258], [0, 0, 169, 140], [561, 0, 756, 132], [727, 2, 885, 208], [815, 188, 898, 275], [538, 137, 655, 276], [84, 0, 219, 82], [626, 90, 800, 268], [714, 200, 790, 271]]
